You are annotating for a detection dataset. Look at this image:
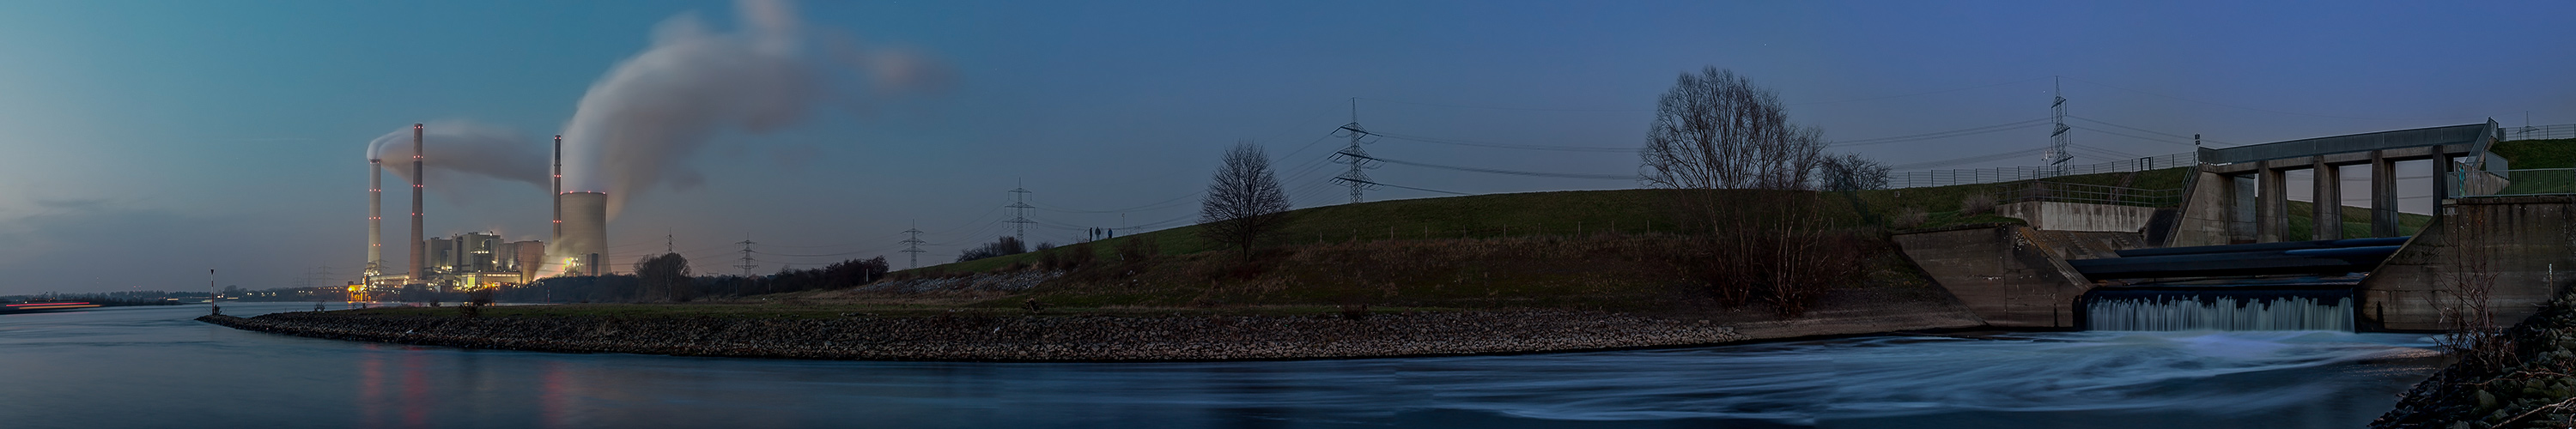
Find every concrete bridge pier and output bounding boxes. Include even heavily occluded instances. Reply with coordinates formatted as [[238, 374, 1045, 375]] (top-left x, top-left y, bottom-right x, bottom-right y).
[[2312, 158, 2342, 240], [2256, 160, 2289, 243], [2372, 150, 2400, 238], [2172, 121, 2504, 246]]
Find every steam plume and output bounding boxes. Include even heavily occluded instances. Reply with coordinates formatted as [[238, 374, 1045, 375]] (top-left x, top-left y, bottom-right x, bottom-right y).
[[559, 0, 946, 219], [367, 121, 547, 188]]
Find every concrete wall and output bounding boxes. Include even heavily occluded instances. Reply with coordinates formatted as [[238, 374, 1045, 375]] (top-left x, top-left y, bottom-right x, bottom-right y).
[[2022, 230, 2148, 261], [2359, 196, 2576, 330], [1996, 202, 2159, 233], [2167, 167, 2238, 247], [1893, 225, 2094, 328]]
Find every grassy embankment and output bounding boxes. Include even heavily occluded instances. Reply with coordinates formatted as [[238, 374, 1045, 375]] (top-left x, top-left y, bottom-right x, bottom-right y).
[[2491, 138, 2576, 196], [345, 168, 2203, 321], [811, 168, 2202, 315], [370, 139, 2576, 319]]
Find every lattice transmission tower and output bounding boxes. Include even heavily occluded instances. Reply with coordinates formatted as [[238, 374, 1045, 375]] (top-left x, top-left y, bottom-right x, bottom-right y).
[[2047, 76, 2073, 166], [1332, 98, 1380, 203], [1005, 184, 1035, 243], [898, 221, 927, 269]]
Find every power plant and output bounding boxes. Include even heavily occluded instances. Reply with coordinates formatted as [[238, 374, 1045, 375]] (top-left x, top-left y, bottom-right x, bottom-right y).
[[360, 124, 607, 293]]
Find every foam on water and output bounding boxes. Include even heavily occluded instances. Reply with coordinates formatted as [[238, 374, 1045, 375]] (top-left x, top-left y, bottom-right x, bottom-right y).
[[2087, 293, 2356, 331]]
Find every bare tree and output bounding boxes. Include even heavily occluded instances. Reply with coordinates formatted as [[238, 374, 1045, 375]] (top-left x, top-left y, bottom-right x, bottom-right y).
[[1639, 66, 1826, 194], [1637, 67, 1856, 316], [634, 252, 693, 302], [1200, 141, 1292, 262], [1820, 153, 1891, 192]]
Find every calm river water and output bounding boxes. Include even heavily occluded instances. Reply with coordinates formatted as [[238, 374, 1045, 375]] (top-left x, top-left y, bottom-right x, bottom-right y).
[[2, 303, 2441, 428]]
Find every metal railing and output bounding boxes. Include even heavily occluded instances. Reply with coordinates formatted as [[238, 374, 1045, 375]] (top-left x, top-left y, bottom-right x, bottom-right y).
[[2470, 168, 2576, 196], [1991, 181, 2184, 208], [2502, 124, 2576, 141], [1890, 152, 2195, 189]]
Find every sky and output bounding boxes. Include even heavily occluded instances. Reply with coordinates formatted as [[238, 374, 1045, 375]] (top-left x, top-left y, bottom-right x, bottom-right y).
[[0, 0, 2570, 295]]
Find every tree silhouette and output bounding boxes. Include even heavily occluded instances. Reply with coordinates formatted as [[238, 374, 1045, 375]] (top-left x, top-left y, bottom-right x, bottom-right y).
[[1200, 141, 1291, 262]]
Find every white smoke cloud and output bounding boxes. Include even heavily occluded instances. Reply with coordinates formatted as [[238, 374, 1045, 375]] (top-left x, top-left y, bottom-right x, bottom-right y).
[[558, 0, 946, 219], [366, 121, 548, 188]]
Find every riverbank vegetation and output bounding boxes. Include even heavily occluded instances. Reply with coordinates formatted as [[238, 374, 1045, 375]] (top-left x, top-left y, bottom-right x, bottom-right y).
[[2376, 287, 2576, 428]]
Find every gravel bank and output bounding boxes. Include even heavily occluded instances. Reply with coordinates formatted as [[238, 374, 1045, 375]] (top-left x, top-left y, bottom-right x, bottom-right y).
[[199, 310, 1750, 362]]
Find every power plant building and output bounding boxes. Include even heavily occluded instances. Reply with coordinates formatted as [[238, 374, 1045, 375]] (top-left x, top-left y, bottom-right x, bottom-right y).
[[358, 124, 592, 296]]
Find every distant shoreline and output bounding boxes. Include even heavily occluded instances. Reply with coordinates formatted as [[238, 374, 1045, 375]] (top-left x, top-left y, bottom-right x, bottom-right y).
[[196, 304, 1984, 362]]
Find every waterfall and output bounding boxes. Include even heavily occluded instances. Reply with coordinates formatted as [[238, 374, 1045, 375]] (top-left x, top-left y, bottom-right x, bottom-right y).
[[2085, 290, 2355, 331]]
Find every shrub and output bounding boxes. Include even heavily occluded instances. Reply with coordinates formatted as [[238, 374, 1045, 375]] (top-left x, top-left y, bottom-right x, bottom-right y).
[[1038, 242, 1096, 271], [1961, 193, 1997, 215], [1893, 207, 1929, 229], [1676, 229, 1868, 317], [1115, 237, 1159, 263], [957, 237, 1029, 263]]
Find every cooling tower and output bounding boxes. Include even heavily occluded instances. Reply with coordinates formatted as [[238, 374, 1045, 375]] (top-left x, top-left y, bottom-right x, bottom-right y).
[[557, 191, 608, 276]]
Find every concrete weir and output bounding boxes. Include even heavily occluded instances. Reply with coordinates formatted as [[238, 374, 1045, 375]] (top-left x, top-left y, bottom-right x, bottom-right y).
[[1891, 122, 2576, 332], [1892, 225, 2097, 328], [1896, 196, 2574, 332], [2360, 196, 2576, 330]]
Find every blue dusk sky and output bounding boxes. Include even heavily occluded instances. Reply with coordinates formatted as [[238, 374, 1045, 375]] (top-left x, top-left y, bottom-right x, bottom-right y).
[[0, 0, 2569, 294]]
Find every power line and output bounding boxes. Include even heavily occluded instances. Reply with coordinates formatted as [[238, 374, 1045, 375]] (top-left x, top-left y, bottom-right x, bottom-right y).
[[1364, 118, 2052, 153], [1035, 191, 1201, 214], [1788, 76, 2053, 106], [2070, 125, 2196, 147], [1887, 147, 2050, 170], [1340, 151, 1634, 180], [1369, 130, 1637, 153], [1336, 178, 1470, 196], [1355, 77, 2051, 112], [1354, 96, 1653, 112], [1826, 120, 2054, 147], [2062, 76, 2488, 122], [2066, 115, 2195, 141]]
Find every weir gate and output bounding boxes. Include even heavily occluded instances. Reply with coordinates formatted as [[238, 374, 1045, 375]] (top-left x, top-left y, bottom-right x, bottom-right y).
[[1895, 120, 2576, 332]]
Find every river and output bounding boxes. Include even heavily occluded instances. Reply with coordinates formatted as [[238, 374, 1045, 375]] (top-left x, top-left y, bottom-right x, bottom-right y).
[[1, 303, 2441, 428]]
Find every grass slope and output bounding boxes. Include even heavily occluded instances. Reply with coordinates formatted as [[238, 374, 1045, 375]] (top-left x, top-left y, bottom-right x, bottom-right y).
[[2492, 139, 2576, 195], [913, 167, 2190, 277]]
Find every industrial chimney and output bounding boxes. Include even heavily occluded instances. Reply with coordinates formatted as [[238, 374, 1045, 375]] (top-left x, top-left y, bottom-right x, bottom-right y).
[[558, 191, 609, 276], [367, 158, 382, 278], [409, 124, 425, 287], [550, 135, 562, 273]]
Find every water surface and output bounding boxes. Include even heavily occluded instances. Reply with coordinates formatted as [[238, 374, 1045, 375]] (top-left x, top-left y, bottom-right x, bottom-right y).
[[0, 303, 2439, 428]]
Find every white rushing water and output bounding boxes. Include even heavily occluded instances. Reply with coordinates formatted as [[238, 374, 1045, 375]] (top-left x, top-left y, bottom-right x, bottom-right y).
[[2, 303, 2438, 428], [2088, 293, 2356, 331]]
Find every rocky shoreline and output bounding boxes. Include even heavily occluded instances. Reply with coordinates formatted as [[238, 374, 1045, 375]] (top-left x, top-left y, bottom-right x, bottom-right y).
[[200, 310, 1765, 362], [2373, 290, 2576, 428]]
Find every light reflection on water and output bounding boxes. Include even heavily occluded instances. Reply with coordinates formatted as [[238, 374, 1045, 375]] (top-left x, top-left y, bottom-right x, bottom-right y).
[[0, 303, 2439, 428]]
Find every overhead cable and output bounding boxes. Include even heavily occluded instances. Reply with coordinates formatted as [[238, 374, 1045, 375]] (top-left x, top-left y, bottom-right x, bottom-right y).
[[1340, 152, 1634, 180], [1827, 118, 2055, 147]]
